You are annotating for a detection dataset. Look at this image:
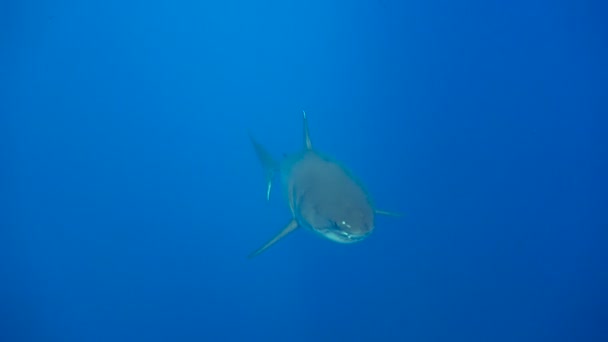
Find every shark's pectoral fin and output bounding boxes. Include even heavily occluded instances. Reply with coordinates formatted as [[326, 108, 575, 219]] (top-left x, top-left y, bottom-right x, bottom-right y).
[[375, 209, 402, 217], [248, 219, 299, 259]]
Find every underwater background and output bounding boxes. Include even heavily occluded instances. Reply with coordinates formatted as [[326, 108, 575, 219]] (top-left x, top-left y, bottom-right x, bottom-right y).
[[2, 0, 607, 341]]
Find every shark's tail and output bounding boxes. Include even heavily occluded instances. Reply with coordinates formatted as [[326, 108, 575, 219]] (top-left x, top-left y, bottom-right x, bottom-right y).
[[249, 134, 279, 201]]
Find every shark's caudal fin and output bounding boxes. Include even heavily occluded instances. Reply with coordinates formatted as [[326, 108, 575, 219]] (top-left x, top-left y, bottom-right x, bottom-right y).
[[303, 110, 312, 150], [248, 219, 299, 259], [249, 134, 278, 201]]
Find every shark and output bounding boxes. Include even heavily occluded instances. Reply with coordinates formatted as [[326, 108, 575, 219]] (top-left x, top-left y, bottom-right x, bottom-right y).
[[248, 111, 399, 259]]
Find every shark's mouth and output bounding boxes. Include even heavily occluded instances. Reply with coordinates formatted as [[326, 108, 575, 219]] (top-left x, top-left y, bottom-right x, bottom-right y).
[[318, 223, 371, 244]]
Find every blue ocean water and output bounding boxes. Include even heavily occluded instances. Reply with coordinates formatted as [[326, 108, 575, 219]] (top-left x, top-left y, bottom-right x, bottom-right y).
[[2, 0, 607, 341]]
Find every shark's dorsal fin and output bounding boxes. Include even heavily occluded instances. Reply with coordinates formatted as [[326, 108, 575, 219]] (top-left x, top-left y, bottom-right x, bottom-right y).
[[248, 219, 299, 259], [303, 110, 312, 150]]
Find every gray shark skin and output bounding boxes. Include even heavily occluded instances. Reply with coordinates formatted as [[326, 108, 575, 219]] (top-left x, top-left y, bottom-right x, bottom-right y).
[[248, 111, 399, 259]]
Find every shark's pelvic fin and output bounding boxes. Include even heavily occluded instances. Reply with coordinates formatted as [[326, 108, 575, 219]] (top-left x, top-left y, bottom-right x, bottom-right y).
[[375, 209, 402, 217], [249, 133, 278, 201], [248, 219, 299, 259], [303, 110, 312, 150]]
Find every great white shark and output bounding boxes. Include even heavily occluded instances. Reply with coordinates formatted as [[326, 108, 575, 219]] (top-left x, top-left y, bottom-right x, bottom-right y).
[[248, 111, 399, 259]]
